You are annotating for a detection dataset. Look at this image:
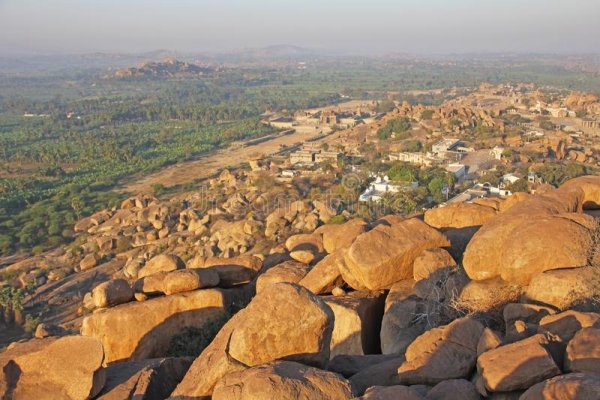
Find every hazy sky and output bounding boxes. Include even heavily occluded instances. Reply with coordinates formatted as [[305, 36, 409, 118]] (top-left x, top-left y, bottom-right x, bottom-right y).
[[0, 0, 599, 56]]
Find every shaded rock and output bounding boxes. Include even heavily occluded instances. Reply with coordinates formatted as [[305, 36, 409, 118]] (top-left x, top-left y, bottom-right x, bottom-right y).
[[80, 253, 99, 271], [565, 327, 600, 373], [172, 283, 334, 398], [190, 255, 263, 287], [212, 361, 354, 400], [324, 291, 385, 358], [520, 372, 600, 400], [538, 310, 600, 341], [503, 303, 555, 343], [299, 250, 345, 294], [163, 268, 220, 295], [425, 379, 479, 400], [342, 218, 450, 290], [138, 254, 184, 279], [328, 354, 401, 378], [477, 328, 502, 356], [82, 288, 237, 364], [92, 279, 134, 309], [96, 357, 192, 400], [256, 260, 310, 293], [359, 385, 424, 400], [455, 278, 522, 314], [350, 356, 406, 395], [397, 317, 484, 385], [0, 336, 105, 400], [134, 271, 168, 295], [477, 334, 561, 392], [381, 280, 435, 355]]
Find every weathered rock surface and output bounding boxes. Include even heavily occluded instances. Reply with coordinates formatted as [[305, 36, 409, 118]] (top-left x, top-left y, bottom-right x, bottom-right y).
[[358, 385, 424, 400], [189, 255, 263, 287], [565, 327, 600, 373], [162, 268, 220, 295], [92, 278, 134, 308], [538, 310, 600, 341], [172, 283, 334, 397], [397, 317, 484, 385], [477, 334, 561, 392], [318, 218, 369, 253], [342, 218, 450, 290], [82, 288, 236, 363], [96, 357, 192, 400], [324, 291, 385, 358], [0, 336, 105, 400], [299, 250, 345, 294], [255, 260, 310, 293], [424, 202, 497, 229], [462, 177, 600, 285], [425, 379, 480, 400], [520, 372, 600, 400], [137, 254, 185, 279], [349, 356, 407, 395], [525, 266, 600, 310], [212, 361, 354, 400], [412, 248, 456, 281]]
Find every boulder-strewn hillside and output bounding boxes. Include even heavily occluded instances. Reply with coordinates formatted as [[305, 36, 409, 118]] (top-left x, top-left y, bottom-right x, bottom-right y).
[[112, 57, 215, 79], [2, 175, 600, 399]]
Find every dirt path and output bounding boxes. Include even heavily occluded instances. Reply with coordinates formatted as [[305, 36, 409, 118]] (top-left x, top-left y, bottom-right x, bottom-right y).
[[120, 130, 324, 194]]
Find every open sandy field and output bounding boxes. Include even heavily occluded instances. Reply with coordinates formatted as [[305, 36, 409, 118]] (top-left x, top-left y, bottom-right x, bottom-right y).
[[119, 129, 324, 194]]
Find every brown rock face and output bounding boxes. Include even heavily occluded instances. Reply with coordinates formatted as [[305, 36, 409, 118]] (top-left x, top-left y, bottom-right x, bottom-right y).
[[172, 283, 334, 398], [256, 260, 310, 293], [162, 268, 220, 295], [358, 385, 424, 400], [319, 218, 369, 253], [0, 336, 105, 400], [565, 327, 600, 374], [81, 288, 236, 363], [477, 334, 562, 392], [190, 255, 263, 287], [349, 356, 407, 395], [324, 291, 385, 358], [342, 218, 450, 290], [412, 248, 457, 281], [426, 379, 480, 400], [397, 317, 484, 385], [525, 267, 600, 310], [138, 254, 185, 279], [424, 202, 497, 229], [538, 310, 600, 341], [96, 357, 192, 400], [380, 280, 433, 355], [212, 361, 354, 400], [92, 279, 134, 308], [299, 250, 345, 294], [520, 372, 600, 400], [463, 176, 600, 285]]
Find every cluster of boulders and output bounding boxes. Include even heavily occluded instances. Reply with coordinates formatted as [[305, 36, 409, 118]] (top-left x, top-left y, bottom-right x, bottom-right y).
[[2, 175, 600, 399]]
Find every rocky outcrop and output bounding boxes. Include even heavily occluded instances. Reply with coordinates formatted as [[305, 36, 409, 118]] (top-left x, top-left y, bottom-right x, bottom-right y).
[[520, 372, 600, 400], [137, 254, 185, 279], [342, 218, 450, 290], [256, 260, 310, 293], [424, 202, 497, 229], [172, 283, 334, 398], [81, 288, 237, 363], [92, 279, 134, 308], [0, 336, 105, 400], [565, 327, 600, 373], [398, 317, 484, 385], [477, 334, 562, 392], [212, 361, 354, 400], [299, 250, 345, 294], [189, 255, 263, 287], [525, 266, 600, 310], [463, 176, 600, 284]]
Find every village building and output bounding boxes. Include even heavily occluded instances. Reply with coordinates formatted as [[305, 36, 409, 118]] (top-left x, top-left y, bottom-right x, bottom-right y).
[[359, 176, 418, 202], [490, 146, 504, 160], [445, 163, 466, 178]]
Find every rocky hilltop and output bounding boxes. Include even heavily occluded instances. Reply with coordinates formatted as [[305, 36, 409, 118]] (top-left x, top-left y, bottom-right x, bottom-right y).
[[112, 57, 215, 79], [2, 175, 600, 399]]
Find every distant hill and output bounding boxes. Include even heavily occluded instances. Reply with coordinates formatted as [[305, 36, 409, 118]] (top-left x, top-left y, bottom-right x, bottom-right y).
[[112, 57, 216, 79]]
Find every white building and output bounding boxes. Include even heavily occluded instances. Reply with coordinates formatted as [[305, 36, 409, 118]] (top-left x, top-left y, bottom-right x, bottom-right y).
[[432, 138, 461, 154], [359, 176, 418, 202], [490, 146, 504, 160]]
